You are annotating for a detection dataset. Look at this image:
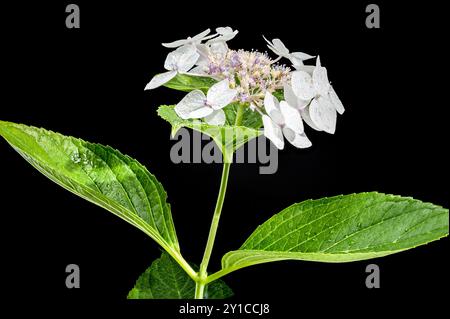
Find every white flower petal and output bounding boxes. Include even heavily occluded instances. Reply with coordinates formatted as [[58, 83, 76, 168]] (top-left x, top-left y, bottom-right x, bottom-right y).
[[209, 41, 228, 58], [176, 48, 200, 72], [280, 101, 304, 134], [272, 39, 290, 56], [264, 91, 279, 113], [262, 35, 272, 47], [164, 45, 198, 71], [289, 57, 304, 68], [204, 109, 226, 126], [188, 107, 214, 119], [290, 52, 315, 68], [194, 45, 212, 69], [290, 51, 315, 61], [188, 65, 207, 76], [175, 90, 212, 119], [262, 115, 284, 150], [191, 28, 211, 41], [178, 53, 199, 72], [263, 36, 285, 58], [283, 128, 312, 148], [328, 86, 345, 115], [316, 55, 322, 67], [216, 26, 233, 34], [283, 127, 312, 148], [162, 29, 211, 48], [200, 33, 218, 42], [300, 104, 322, 131], [164, 49, 182, 71], [209, 27, 238, 42], [195, 43, 209, 59], [312, 56, 330, 96], [264, 92, 284, 125], [207, 79, 237, 109], [310, 97, 337, 134], [291, 70, 316, 100], [144, 70, 177, 90], [283, 83, 297, 107], [266, 44, 280, 56], [284, 83, 309, 110], [293, 65, 315, 74], [161, 39, 189, 48]]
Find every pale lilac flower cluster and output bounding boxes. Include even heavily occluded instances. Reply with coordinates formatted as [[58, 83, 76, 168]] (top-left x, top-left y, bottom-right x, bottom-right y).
[[198, 49, 291, 106], [145, 27, 345, 150]]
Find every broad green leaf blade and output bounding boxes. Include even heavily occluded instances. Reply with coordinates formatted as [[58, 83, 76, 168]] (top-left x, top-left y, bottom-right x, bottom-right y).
[[157, 105, 262, 163], [128, 252, 233, 299], [221, 192, 448, 273], [164, 74, 217, 93], [0, 120, 180, 253]]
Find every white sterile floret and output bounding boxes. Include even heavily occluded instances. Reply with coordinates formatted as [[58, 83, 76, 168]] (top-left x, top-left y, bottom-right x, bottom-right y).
[[161, 29, 215, 48], [175, 79, 237, 125], [189, 28, 237, 77], [290, 56, 345, 134], [263, 37, 314, 67], [208, 27, 238, 43], [145, 46, 199, 90], [262, 92, 311, 150], [194, 41, 228, 70]]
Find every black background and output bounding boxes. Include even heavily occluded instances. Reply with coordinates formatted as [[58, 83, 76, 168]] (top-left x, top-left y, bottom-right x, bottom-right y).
[[0, 0, 448, 317]]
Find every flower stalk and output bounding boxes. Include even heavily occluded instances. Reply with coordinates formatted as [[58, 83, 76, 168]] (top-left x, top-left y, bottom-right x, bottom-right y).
[[195, 104, 245, 299]]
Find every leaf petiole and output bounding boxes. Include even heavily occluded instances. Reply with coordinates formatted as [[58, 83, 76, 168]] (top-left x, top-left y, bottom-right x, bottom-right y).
[[169, 250, 198, 282]]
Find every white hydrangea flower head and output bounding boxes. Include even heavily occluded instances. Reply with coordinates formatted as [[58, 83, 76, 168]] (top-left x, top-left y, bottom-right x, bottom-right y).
[[146, 27, 346, 150]]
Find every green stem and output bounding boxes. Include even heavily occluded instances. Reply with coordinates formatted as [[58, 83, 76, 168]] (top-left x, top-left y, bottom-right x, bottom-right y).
[[199, 163, 231, 275], [234, 103, 245, 126], [195, 281, 206, 299], [196, 162, 231, 298], [195, 104, 245, 299]]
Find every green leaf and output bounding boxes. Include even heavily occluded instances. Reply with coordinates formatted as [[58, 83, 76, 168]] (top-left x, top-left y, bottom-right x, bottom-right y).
[[223, 103, 263, 129], [164, 73, 217, 93], [157, 105, 262, 163], [0, 120, 181, 255], [128, 252, 233, 299], [220, 192, 448, 274]]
